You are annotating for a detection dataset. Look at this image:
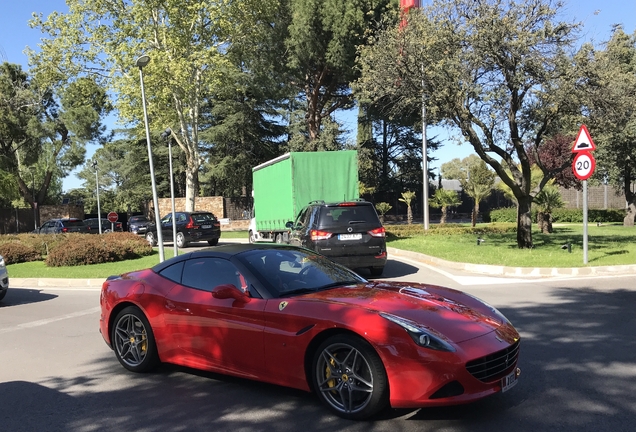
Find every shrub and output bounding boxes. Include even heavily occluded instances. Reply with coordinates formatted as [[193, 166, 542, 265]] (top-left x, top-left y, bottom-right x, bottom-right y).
[[385, 223, 516, 239], [486, 207, 626, 224], [0, 242, 42, 264], [45, 232, 153, 267]]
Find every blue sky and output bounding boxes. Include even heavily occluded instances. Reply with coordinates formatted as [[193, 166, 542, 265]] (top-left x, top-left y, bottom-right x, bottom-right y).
[[1, 0, 635, 192]]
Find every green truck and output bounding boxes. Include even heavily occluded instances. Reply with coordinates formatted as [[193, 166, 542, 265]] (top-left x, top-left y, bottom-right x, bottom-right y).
[[249, 151, 359, 243]]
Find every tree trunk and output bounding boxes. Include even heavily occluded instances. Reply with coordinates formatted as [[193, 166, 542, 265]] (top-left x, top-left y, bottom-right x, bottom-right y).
[[516, 197, 533, 248], [440, 205, 447, 224], [407, 206, 413, 224], [624, 203, 635, 227], [471, 201, 478, 227], [185, 163, 198, 212]]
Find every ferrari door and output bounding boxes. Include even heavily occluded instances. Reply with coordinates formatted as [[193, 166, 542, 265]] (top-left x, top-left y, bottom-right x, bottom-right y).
[[163, 257, 266, 377]]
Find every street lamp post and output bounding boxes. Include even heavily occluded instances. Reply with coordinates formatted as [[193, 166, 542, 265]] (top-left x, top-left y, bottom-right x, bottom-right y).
[[136, 55, 165, 262], [92, 161, 102, 234], [161, 127, 178, 257], [29, 168, 37, 231]]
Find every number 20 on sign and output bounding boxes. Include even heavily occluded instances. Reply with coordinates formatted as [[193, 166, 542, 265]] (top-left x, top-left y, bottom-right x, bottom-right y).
[[572, 151, 596, 181]]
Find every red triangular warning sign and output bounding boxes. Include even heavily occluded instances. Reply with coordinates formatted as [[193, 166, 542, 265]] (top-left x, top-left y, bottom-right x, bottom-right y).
[[572, 125, 596, 152]]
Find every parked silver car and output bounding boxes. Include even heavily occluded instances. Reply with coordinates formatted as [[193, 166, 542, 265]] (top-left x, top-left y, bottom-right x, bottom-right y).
[[0, 254, 9, 302]]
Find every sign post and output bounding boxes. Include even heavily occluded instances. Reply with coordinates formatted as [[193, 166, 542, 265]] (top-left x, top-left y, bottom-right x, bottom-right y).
[[107, 212, 119, 233], [571, 125, 596, 264]]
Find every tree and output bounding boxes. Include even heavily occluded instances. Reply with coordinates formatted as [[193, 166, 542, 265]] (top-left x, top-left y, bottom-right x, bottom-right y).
[[285, 0, 395, 143], [375, 202, 392, 224], [430, 189, 461, 224], [581, 29, 636, 226], [357, 0, 585, 248], [398, 191, 416, 224], [29, 0, 281, 212], [0, 62, 109, 209], [533, 185, 564, 234]]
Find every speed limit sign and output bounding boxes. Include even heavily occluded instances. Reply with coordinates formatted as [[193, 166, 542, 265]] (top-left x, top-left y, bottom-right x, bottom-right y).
[[572, 151, 595, 180]]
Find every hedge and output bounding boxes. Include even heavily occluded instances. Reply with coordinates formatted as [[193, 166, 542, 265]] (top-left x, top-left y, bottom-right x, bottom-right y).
[[0, 232, 153, 267], [485, 207, 626, 224]]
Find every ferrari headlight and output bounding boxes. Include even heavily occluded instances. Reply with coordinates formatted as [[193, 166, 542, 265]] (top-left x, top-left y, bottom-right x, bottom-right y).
[[380, 313, 455, 352]]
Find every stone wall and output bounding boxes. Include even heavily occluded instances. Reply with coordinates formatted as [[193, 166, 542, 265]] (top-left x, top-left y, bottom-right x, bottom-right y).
[[39, 204, 84, 222], [152, 196, 249, 231]]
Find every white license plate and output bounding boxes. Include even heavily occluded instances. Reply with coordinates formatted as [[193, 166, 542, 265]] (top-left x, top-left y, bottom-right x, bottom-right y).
[[201, 225, 212, 229], [501, 370, 518, 393], [338, 233, 362, 241]]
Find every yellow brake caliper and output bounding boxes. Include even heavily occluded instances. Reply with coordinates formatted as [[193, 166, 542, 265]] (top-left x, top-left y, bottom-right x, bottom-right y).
[[326, 357, 337, 392]]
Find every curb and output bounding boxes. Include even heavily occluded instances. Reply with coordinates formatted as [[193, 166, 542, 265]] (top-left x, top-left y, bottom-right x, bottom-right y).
[[10, 278, 105, 289], [387, 247, 636, 278]]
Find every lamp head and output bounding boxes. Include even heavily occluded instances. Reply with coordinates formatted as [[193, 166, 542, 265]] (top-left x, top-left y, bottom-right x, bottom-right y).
[[135, 55, 151, 68]]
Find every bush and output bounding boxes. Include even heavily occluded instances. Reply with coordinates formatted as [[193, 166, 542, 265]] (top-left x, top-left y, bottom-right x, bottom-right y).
[[486, 207, 626, 224], [386, 223, 516, 239], [45, 232, 153, 267], [0, 242, 42, 264]]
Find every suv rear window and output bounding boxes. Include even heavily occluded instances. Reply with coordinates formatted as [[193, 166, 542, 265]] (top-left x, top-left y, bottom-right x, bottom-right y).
[[318, 205, 380, 229], [191, 213, 216, 223]]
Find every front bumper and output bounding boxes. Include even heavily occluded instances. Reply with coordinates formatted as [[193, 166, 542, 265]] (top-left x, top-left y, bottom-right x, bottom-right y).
[[378, 329, 521, 409]]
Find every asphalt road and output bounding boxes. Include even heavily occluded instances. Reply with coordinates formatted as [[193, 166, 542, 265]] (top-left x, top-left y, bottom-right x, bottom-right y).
[[1, 255, 635, 432]]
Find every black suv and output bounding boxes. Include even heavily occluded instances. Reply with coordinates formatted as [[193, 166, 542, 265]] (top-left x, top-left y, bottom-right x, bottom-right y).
[[145, 211, 222, 248], [34, 218, 90, 234], [286, 200, 387, 276]]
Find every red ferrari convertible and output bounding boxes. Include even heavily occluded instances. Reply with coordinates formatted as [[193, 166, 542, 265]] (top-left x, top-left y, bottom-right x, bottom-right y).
[[99, 244, 520, 419]]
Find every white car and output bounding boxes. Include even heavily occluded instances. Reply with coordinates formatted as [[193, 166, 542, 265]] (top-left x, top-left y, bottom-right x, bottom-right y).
[[0, 254, 8, 302]]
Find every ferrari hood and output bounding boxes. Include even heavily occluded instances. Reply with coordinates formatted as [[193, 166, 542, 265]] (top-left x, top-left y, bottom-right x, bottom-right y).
[[303, 281, 510, 343]]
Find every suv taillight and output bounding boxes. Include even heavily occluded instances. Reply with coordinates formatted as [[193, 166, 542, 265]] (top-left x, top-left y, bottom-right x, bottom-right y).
[[184, 217, 199, 229], [337, 202, 357, 207], [310, 229, 333, 241], [368, 227, 385, 238], [61, 227, 69, 233]]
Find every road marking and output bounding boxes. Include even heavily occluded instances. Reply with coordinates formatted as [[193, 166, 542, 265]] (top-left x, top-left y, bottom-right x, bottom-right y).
[[0, 307, 101, 335]]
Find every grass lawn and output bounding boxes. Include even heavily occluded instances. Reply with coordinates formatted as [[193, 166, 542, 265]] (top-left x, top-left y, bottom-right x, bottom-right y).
[[6, 231, 250, 279], [388, 223, 636, 267], [5, 226, 635, 279]]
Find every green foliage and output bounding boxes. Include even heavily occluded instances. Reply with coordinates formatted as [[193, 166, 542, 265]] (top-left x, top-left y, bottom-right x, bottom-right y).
[[45, 233, 152, 267], [534, 185, 565, 213], [357, 0, 585, 248], [487, 207, 626, 224], [386, 223, 516, 239], [375, 202, 392, 215], [0, 241, 41, 264]]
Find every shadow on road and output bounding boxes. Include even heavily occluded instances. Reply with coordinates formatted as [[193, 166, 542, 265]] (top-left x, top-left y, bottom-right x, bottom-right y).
[[0, 288, 57, 308]]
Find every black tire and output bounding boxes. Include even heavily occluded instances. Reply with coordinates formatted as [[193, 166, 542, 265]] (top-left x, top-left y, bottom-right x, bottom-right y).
[[111, 306, 159, 373], [145, 232, 157, 247], [0, 289, 6, 302], [176, 232, 188, 248], [312, 334, 389, 420], [207, 238, 219, 246], [370, 266, 384, 277]]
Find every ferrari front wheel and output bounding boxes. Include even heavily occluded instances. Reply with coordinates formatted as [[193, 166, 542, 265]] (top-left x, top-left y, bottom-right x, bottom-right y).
[[112, 306, 159, 373], [312, 334, 388, 420]]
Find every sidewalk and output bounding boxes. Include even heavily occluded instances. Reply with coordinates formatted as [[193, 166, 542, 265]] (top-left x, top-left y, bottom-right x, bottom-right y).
[[9, 247, 635, 289]]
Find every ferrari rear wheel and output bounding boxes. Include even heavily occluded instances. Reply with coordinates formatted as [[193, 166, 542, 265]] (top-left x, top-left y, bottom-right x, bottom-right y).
[[312, 334, 388, 420], [112, 306, 159, 373]]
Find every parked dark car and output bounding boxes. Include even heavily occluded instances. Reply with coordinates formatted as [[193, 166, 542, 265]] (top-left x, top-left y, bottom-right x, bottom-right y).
[[286, 200, 387, 276], [0, 254, 8, 302], [145, 212, 221, 248], [128, 215, 150, 235], [34, 218, 90, 234], [84, 218, 123, 233]]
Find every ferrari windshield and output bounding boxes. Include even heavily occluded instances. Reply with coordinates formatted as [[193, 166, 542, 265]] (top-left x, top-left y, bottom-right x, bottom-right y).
[[236, 248, 366, 297]]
